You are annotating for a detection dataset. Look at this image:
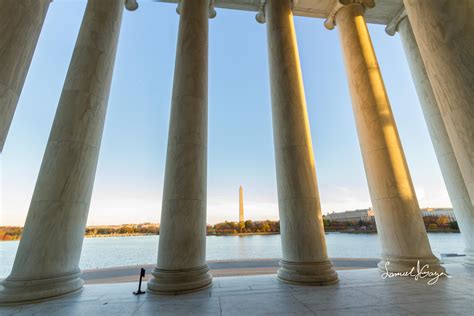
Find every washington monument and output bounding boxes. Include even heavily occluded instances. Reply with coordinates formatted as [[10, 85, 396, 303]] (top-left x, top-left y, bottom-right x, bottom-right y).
[[239, 185, 244, 222]]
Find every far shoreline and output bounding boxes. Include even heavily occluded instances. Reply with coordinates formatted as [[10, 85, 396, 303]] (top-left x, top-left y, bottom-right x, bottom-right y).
[[0, 229, 460, 242]]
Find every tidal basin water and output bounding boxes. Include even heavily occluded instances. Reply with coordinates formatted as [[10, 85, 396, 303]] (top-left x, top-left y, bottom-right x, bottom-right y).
[[0, 233, 464, 277]]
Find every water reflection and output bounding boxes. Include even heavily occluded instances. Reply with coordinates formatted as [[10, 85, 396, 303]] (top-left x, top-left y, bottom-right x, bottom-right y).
[[0, 232, 464, 277]]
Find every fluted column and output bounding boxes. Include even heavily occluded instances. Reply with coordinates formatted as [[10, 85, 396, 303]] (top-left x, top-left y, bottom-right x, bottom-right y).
[[326, 0, 444, 273], [388, 14, 474, 265], [0, 0, 124, 304], [264, 0, 338, 285], [403, 0, 474, 208], [0, 0, 51, 152], [147, 0, 212, 294]]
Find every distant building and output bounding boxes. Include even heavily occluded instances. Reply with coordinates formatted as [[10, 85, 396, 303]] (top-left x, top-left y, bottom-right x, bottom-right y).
[[325, 208, 375, 223], [421, 208, 456, 222], [239, 185, 244, 222], [325, 207, 456, 224]]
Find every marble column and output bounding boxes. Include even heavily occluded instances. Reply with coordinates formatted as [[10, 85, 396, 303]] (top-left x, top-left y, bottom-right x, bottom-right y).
[[390, 14, 474, 265], [403, 0, 474, 208], [327, 0, 444, 273], [147, 0, 212, 294], [0, 0, 124, 304], [265, 0, 338, 285], [0, 0, 51, 152]]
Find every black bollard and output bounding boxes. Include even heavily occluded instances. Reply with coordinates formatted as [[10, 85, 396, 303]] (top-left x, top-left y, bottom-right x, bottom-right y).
[[133, 268, 146, 295]]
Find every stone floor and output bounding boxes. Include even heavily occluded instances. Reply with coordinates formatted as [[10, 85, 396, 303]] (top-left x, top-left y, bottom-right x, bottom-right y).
[[0, 264, 472, 315]]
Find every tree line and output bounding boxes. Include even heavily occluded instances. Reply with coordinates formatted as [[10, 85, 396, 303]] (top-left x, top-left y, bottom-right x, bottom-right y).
[[323, 215, 459, 233], [0, 224, 160, 241], [0, 215, 459, 241], [84, 224, 159, 236], [207, 220, 280, 235]]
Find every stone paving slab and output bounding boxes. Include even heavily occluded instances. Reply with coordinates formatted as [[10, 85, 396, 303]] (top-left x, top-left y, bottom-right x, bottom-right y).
[[81, 258, 380, 284], [0, 264, 472, 315]]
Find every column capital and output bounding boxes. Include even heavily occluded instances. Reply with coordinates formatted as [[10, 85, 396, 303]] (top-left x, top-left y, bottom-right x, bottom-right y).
[[256, 0, 296, 24], [177, 0, 216, 19], [209, 0, 217, 19], [385, 8, 407, 36], [324, 0, 375, 30], [125, 0, 138, 11], [255, 0, 267, 24]]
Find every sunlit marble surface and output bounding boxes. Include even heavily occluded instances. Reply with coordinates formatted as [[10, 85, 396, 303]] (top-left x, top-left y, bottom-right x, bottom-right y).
[[159, 0, 405, 24], [335, 3, 442, 273], [1, 264, 472, 315]]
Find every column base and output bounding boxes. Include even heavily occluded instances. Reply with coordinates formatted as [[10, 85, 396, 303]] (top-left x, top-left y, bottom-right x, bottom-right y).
[[0, 271, 83, 305], [147, 264, 212, 295], [277, 260, 339, 285], [378, 256, 446, 275]]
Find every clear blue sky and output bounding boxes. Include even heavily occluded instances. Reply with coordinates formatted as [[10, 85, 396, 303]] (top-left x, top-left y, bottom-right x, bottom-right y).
[[1, 1, 450, 226]]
